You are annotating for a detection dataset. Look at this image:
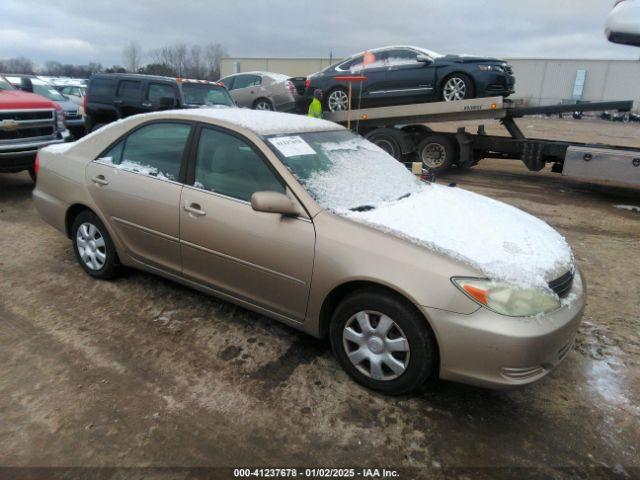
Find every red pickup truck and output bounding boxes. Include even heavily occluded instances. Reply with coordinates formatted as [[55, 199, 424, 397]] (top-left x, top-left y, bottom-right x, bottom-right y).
[[0, 76, 70, 178]]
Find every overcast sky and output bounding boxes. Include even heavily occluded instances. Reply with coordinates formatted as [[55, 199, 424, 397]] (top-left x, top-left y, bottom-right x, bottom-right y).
[[1, 0, 638, 66]]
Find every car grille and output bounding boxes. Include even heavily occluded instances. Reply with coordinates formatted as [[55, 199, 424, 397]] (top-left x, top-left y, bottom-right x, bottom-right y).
[[0, 109, 56, 143], [0, 110, 53, 121], [548, 270, 574, 298], [64, 110, 81, 120]]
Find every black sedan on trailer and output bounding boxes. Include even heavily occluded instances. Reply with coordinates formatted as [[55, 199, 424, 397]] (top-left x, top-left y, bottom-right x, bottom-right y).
[[306, 45, 515, 112]]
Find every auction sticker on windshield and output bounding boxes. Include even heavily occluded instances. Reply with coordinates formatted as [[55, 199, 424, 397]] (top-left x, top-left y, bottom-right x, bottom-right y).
[[269, 136, 316, 157]]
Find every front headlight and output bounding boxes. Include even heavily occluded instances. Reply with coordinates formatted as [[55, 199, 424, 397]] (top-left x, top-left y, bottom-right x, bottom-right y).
[[55, 110, 66, 131], [452, 277, 560, 317], [478, 64, 504, 73]]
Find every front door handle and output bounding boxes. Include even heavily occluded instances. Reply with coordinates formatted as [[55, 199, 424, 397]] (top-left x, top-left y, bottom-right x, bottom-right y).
[[141, 102, 152, 108], [184, 202, 206, 216], [91, 175, 109, 186]]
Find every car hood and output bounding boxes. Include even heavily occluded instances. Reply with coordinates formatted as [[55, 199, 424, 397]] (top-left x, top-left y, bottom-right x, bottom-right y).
[[435, 54, 505, 65], [57, 99, 79, 112], [341, 183, 573, 289], [0, 90, 58, 110]]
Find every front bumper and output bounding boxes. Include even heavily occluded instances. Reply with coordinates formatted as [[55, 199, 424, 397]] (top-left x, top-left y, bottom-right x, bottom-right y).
[[0, 130, 71, 173], [423, 270, 586, 389], [477, 72, 516, 97]]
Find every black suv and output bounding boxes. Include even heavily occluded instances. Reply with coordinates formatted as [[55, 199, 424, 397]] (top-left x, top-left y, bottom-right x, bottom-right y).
[[84, 74, 235, 132]]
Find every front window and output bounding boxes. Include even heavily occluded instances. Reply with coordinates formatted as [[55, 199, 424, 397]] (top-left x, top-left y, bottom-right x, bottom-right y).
[[180, 83, 234, 107], [266, 130, 422, 212], [147, 83, 176, 103], [0, 78, 14, 91], [194, 127, 284, 201], [31, 79, 67, 101]]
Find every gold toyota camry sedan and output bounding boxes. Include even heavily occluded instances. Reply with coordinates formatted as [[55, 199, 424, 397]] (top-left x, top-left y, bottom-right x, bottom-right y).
[[33, 109, 585, 395]]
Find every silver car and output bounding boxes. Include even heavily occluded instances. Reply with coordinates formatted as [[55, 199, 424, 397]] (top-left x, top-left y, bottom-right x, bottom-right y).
[[58, 85, 87, 108], [219, 71, 306, 113]]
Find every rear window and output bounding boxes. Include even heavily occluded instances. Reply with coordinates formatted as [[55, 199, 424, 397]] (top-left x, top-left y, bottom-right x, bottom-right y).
[[89, 78, 117, 97]]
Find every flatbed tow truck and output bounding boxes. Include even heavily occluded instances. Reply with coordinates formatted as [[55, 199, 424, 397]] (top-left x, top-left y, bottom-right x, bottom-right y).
[[324, 96, 640, 187]]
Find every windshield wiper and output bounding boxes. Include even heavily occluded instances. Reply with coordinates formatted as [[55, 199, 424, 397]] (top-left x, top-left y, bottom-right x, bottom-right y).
[[350, 205, 375, 212], [397, 193, 412, 200]]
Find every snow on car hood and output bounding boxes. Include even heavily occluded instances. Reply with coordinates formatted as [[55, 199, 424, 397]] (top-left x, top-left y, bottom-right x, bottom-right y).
[[342, 184, 573, 289]]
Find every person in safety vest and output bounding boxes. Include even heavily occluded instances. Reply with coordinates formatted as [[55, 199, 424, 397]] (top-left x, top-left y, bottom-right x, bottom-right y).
[[308, 89, 323, 118]]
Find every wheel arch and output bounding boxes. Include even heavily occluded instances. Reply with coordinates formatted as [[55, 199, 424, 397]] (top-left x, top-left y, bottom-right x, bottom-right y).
[[65, 203, 93, 238], [438, 71, 476, 97], [318, 280, 437, 340]]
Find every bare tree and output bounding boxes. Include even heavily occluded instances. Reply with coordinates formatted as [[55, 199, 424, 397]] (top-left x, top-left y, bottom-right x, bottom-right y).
[[203, 43, 227, 80], [0, 56, 34, 74], [122, 41, 142, 73]]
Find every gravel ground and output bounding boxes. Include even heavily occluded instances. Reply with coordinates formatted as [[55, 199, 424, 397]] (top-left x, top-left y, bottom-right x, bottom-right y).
[[0, 117, 639, 479]]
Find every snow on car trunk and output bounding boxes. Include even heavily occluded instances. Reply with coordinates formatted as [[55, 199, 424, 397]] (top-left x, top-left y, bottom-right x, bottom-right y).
[[343, 184, 573, 289]]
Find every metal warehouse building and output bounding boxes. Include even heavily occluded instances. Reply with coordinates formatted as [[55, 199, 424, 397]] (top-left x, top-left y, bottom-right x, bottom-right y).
[[220, 57, 640, 109]]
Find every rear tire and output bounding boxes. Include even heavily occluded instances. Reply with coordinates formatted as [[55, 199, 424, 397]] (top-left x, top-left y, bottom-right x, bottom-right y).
[[325, 87, 350, 112], [71, 211, 119, 280], [253, 98, 274, 111], [417, 134, 457, 173], [329, 288, 437, 395]]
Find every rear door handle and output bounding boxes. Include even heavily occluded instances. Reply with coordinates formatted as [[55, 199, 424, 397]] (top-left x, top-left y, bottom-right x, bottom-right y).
[[113, 99, 123, 105], [141, 102, 152, 108], [184, 202, 206, 216], [91, 175, 109, 186]]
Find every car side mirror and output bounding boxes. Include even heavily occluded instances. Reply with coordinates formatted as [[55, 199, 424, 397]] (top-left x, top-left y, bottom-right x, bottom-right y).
[[416, 54, 432, 64], [159, 96, 177, 108], [251, 191, 299, 216]]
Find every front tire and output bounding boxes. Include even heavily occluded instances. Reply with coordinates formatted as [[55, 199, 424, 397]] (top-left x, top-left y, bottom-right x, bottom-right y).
[[441, 74, 475, 102], [71, 211, 119, 279], [329, 289, 437, 395]]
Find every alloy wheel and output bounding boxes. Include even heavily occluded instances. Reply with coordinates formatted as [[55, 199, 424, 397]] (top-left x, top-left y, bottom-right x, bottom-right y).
[[342, 310, 410, 381], [443, 77, 467, 101], [254, 100, 273, 111], [328, 89, 349, 112], [76, 222, 107, 271]]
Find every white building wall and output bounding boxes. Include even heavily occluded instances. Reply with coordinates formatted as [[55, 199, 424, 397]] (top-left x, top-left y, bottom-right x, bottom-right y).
[[221, 57, 640, 109]]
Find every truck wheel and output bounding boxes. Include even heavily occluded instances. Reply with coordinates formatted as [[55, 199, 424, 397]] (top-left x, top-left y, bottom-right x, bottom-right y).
[[329, 288, 437, 395], [441, 73, 475, 102], [365, 128, 404, 161], [417, 134, 457, 172]]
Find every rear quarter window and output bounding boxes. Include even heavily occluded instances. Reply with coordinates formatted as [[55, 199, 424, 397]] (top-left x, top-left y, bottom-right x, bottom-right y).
[[89, 78, 117, 98]]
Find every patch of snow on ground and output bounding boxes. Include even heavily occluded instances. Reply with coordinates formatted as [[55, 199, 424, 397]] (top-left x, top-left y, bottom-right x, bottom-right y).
[[615, 204, 640, 213]]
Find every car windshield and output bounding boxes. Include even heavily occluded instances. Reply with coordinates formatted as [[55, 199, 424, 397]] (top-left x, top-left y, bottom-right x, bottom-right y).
[[266, 130, 422, 211], [180, 83, 235, 107], [31, 80, 67, 101], [0, 78, 14, 91]]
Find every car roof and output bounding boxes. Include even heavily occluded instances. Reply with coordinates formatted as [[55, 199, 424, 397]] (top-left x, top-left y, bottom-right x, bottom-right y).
[[132, 108, 345, 136], [343, 45, 443, 61]]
